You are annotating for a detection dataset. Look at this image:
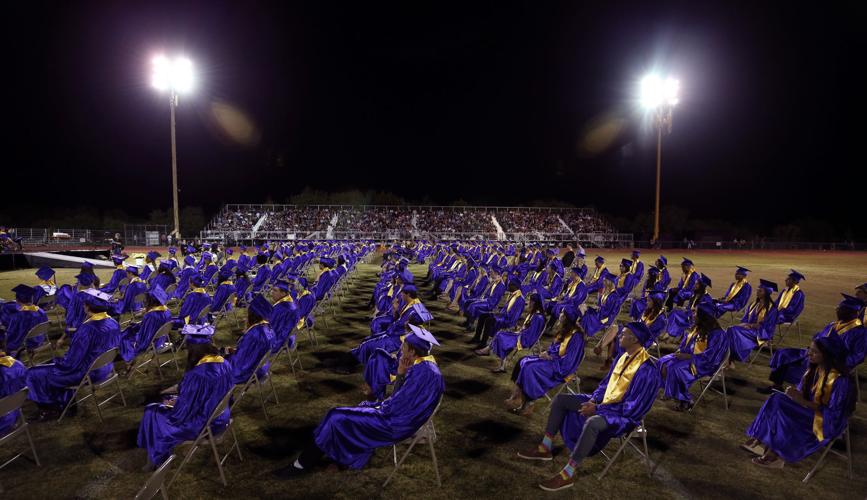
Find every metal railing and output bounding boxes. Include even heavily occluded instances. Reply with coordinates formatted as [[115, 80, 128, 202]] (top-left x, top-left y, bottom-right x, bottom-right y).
[[635, 240, 866, 251], [8, 227, 121, 247]]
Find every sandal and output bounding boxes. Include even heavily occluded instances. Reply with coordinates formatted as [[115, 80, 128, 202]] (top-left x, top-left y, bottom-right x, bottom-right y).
[[752, 455, 784, 469]]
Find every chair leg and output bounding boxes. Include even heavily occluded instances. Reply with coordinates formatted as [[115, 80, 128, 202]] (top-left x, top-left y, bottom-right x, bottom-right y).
[[845, 428, 852, 479], [802, 440, 835, 483], [232, 424, 243, 461], [208, 429, 228, 487], [598, 433, 632, 480], [428, 435, 441, 487], [721, 371, 728, 410], [24, 424, 41, 466], [268, 375, 279, 405], [92, 384, 104, 422], [384, 435, 421, 487], [642, 428, 651, 477], [168, 444, 198, 487], [116, 376, 127, 407]]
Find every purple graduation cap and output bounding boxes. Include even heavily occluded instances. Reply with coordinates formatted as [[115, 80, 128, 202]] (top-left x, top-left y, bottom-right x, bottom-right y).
[[35, 267, 55, 281], [12, 284, 36, 303], [181, 323, 216, 345], [249, 294, 273, 321], [149, 285, 170, 305], [82, 288, 113, 308], [406, 324, 440, 353], [412, 302, 434, 323]]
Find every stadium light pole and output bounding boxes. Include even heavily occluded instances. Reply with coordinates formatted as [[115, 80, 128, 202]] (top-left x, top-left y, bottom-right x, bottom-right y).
[[151, 55, 194, 241], [640, 74, 679, 246]]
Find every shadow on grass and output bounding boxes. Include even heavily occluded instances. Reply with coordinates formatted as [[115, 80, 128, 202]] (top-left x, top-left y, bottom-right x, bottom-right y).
[[84, 426, 139, 454], [249, 424, 319, 459], [464, 419, 524, 445]]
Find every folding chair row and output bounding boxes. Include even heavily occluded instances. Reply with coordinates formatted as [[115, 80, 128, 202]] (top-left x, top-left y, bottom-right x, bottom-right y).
[[0, 388, 41, 494]]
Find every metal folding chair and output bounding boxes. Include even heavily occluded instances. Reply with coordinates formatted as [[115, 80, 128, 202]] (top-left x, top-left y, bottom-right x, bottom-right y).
[[58, 347, 127, 422], [0, 388, 41, 493], [130, 322, 179, 380], [168, 390, 242, 487], [272, 334, 303, 377], [778, 319, 801, 344], [134, 454, 175, 500], [21, 322, 56, 367], [802, 424, 852, 483], [691, 349, 731, 411], [544, 373, 582, 402], [36, 294, 60, 325], [230, 352, 279, 422], [383, 398, 443, 488], [596, 418, 652, 479]]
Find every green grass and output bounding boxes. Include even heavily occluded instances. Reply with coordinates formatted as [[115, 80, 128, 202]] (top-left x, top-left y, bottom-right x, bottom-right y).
[[1, 250, 866, 499]]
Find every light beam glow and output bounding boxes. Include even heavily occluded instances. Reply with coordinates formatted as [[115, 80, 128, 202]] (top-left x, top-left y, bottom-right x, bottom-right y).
[[151, 54, 195, 93], [640, 74, 679, 109]]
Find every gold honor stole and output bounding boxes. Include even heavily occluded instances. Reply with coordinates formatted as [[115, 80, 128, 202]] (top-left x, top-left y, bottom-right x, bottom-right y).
[[516, 313, 535, 350], [147, 305, 169, 313], [810, 367, 840, 441], [565, 280, 580, 297], [275, 295, 294, 305], [400, 298, 421, 316], [557, 331, 576, 357], [506, 290, 523, 312], [724, 279, 747, 302], [602, 348, 651, 404], [829, 318, 862, 337], [390, 355, 437, 383], [686, 328, 708, 375], [592, 265, 606, 282], [84, 312, 112, 323], [245, 320, 269, 334], [617, 274, 627, 288], [630, 259, 640, 274], [197, 354, 225, 366], [19, 304, 40, 312], [681, 269, 694, 288], [777, 285, 800, 310], [0, 355, 17, 368], [295, 290, 312, 330]]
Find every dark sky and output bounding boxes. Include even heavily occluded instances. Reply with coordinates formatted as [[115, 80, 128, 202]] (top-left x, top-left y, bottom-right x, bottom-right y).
[[5, 1, 866, 236]]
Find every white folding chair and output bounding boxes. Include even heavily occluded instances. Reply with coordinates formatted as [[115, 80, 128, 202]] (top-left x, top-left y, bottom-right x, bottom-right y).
[[58, 347, 126, 422], [597, 418, 652, 479], [230, 352, 279, 422], [802, 424, 852, 483], [168, 389, 242, 487], [383, 398, 443, 488], [134, 454, 175, 500], [21, 321, 56, 367], [690, 349, 731, 411], [0, 388, 41, 493], [130, 322, 179, 380]]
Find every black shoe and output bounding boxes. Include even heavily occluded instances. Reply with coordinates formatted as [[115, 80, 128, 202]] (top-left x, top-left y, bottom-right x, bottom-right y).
[[272, 464, 308, 480], [756, 385, 781, 395]]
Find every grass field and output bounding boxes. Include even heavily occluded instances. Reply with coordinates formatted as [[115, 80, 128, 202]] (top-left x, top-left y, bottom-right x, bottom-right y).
[[1, 250, 866, 499]]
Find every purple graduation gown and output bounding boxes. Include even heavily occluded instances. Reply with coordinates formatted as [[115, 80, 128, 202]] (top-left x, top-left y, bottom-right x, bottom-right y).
[[314, 359, 444, 469], [100, 267, 127, 294], [728, 303, 779, 362], [580, 291, 624, 337], [2, 305, 49, 352], [747, 371, 850, 463], [270, 298, 299, 353], [560, 353, 661, 454], [490, 313, 545, 360], [26, 314, 121, 406], [516, 332, 586, 400], [137, 357, 233, 465], [174, 290, 211, 327], [225, 322, 274, 384], [768, 320, 867, 384], [119, 307, 172, 362], [775, 287, 805, 324], [660, 327, 728, 402], [1, 356, 27, 434], [113, 279, 147, 315], [714, 281, 752, 315]]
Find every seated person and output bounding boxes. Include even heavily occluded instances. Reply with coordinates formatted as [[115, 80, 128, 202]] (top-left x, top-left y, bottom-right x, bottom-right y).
[[742, 335, 854, 469], [713, 266, 753, 315], [665, 258, 699, 310], [470, 277, 525, 349], [137, 339, 233, 471], [272, 326, 444, 478], [173, 275, 211, 328], [475, 293, 546, 373], [728, 279, 778, 362], [26, 290, 121, 419], [269, 279, 299, 353], [758, 294, 865, 394], [506, 310, 586, 416], [223, 295, 275, 384], [1, 349, 27, 435], [579, 270, 623, 338], [32, 266, 57, 305], [775, 270, 806, 324], [148, 262, 177, 293], [595, 290, 667, 370], [658, 303, 728, 411], [119, 286, 172, 364], [461, 267, 506, 331], [545, 266, 587, 329], [1, 285, 49, 354], [112, 266, 147, 315], [362, 321, 431, 401], [517, 322, 661, 492], [664, 273, 713, 339], [100, 256, 128, 294], [64, 273, 98, 335]]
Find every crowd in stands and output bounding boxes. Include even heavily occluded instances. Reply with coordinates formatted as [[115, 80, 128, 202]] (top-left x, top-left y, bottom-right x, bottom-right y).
[[202, 205, 616, 240]]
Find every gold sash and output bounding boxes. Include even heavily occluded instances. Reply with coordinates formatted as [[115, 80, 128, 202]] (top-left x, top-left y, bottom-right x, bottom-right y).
[[506, 290, 523, 312], [810, 367, 840, 441], [777, 285, 800, 310], [84, 312, 111, 323], [724, 279, 747, 302], [197, 354, 225, 366], [0, 355, 17, 368], [602, 348, 651, 404]]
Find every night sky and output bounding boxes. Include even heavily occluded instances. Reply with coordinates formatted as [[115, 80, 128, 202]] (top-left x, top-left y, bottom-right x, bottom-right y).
[[5, 1, 865, 236]]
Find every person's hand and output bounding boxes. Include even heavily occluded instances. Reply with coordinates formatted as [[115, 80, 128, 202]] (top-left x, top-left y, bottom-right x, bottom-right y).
[[675, 352, 691, 361], [226, 346, 237, 355], [784, 385, 802, 403], [593, 345, 602, 356], [397, 354, 413, 376], [540, 352, 551, 360], [579, 401, 597, 417]]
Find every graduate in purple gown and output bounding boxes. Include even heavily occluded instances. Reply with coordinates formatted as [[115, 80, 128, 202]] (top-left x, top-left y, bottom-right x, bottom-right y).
[[713, 266, 753, 315], [113, 266, 147, 315], [209, 270, 236, 315], [348, 288, 424, 368], [659, 303, 728, 411], [596, 291, 667, 370], [470, 278, 526, 349], [148, 262, 176, 293], [311, 257, 337, 301], [580, 270, 624, 337], [100, 256, 128, 294], [272, 327, 444, 477], [667, 258, 699, 309], [478, 293, 546, 372], [462, 267, 507, 330], [294, 278, 316, 330], [506, 310, 586, 415], [535, 261, 564, 302], [64, 273, 98, 334], [361, 320, 427, 401], [119, 286, 172, 363], [2, 285, 49, 354], [517, 321, 661, 492], [742, 335, 855, 468], [26, 290, 121, 419], [758, 294, 866, 394], [137, 340, 233, 470], [664, 273, 714, 340], [585, 256, 607, 295], [728, 279, 779, 362], [614, 258, 638, 296], [545, 266, 587, 328], [629, 266, 664, 320], [775, 269, 806, 324], [655, 255, 671, 290], [628, 250, 644, 286], [223, 295, 275, 384], [172, 256, 197, 299], [173, 275, 212, 328], [0, 350, 27, 435], [31, 266, 57, 306], [269, 279, 299, 353]]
